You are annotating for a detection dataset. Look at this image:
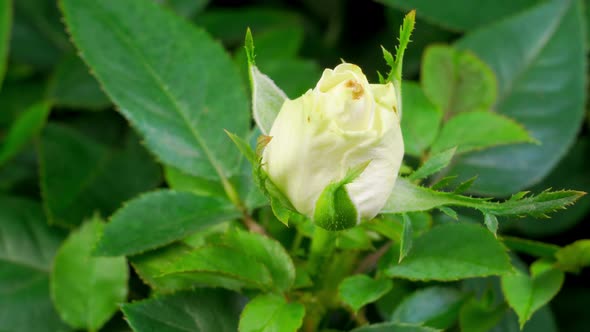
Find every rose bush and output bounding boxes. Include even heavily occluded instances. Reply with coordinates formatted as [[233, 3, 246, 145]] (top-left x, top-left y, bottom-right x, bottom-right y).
[[2, 1, 588, 332]]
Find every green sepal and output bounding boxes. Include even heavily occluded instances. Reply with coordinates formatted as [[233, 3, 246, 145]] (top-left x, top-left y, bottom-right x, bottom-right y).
[[265, 176, 299, 226], [313, 161, 371, 231], [225, 130, 303, 226], [225, 130, 257, 164], [313, 184, 358, 231], [244, 29, 288, 135], [244, 27, 255, 66], [381, 9, 415, 118]]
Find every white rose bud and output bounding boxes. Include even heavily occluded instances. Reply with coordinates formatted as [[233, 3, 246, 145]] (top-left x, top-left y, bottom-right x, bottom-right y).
[[262, 63, 404, 230]]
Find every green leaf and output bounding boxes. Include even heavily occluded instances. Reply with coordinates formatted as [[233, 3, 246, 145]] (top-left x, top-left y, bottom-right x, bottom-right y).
[[366, 213, 432, 243], [238, 294, 305, 332], [0, 0, 11, 88], [225, 229, 295, 292], [501, 260, 565, 328], [159, 245, 274, 291], [509, 139, 590, 237], [399, 214, 413, 263], [382, 178, 585, 218], [60, 0, 249, 182], [422, 45, 496, 116], [391, 286, 467, 329], [383, 223, 511, 281], [378, 0, 540, 31], [39, 124, 162, 228], [453, 176, 476, 194], [462, 276, 559, 332], [47, 54, 111, 110], [122, 289, 240, 332], [160, 0, 209, 18], [555, 240, 590, 273], [194, 129, 267, 211], [134, 227, 295, 293], [0, 196, 70, 332], [51, 217, 128, 331], [400, 82, 442, 157], [164, 165, 226, 197], [381, 46, 394, 69], [194, 7, 303, 45], [431, 111, 535, 154], [0, 101, 50, 166], [339, 275, 393, 312], [459, 296, 507, 332], [408, 147, 455, 181], [430, 176, 457, 191], [438, 206, 458, 220], [336, 227, 373, 250], [11, 0, 69, 69], [374, 280, 414, 322], [182, 222, 233, 250], [352, 323, 441, 332], [522, 306, 559, 332], [0, 148, 37, 192], [94, 190, 240, 256], [130, 243, 196, 292], [0, 80, 44, 127], [450, 0, 586, 195], [501, 236, 560, 259], [487, 306, 559, 332], [484, 213, 499, 237]]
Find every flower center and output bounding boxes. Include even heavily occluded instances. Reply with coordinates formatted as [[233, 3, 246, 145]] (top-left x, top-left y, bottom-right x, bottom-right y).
[[345, 79, 364, 100]]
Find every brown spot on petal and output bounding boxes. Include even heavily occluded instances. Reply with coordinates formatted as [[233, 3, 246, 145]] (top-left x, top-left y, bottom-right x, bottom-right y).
[[345, 79, 364, 100]]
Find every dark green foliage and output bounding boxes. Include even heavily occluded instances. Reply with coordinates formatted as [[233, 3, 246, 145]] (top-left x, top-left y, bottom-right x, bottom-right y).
[[0, 0, 588, 331]]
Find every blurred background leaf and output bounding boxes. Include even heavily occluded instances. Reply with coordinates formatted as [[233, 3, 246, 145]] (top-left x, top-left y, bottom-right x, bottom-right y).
[[449, 0, 586, 195], [38, 122, 162, 228], [378, 0, 541, 31], [0, 197, 70, 331]]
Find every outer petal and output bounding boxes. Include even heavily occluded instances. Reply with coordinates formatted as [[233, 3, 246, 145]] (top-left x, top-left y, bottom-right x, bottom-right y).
[[345, 124, 404, 220]]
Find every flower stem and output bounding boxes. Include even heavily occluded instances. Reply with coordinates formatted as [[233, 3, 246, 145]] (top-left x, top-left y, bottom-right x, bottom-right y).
[[307, 226, 337, 278]]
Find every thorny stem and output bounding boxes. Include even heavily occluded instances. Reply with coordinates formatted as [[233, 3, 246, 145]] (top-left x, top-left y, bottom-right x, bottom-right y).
[[291, 230, 304, 254], [308, 227, 337, 278], [302, 227, 338, 332], [242, 211, 266, 235], [354, 242, 392, 274], [221, 174, 267, 235], [352, 308, 369, 326]]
